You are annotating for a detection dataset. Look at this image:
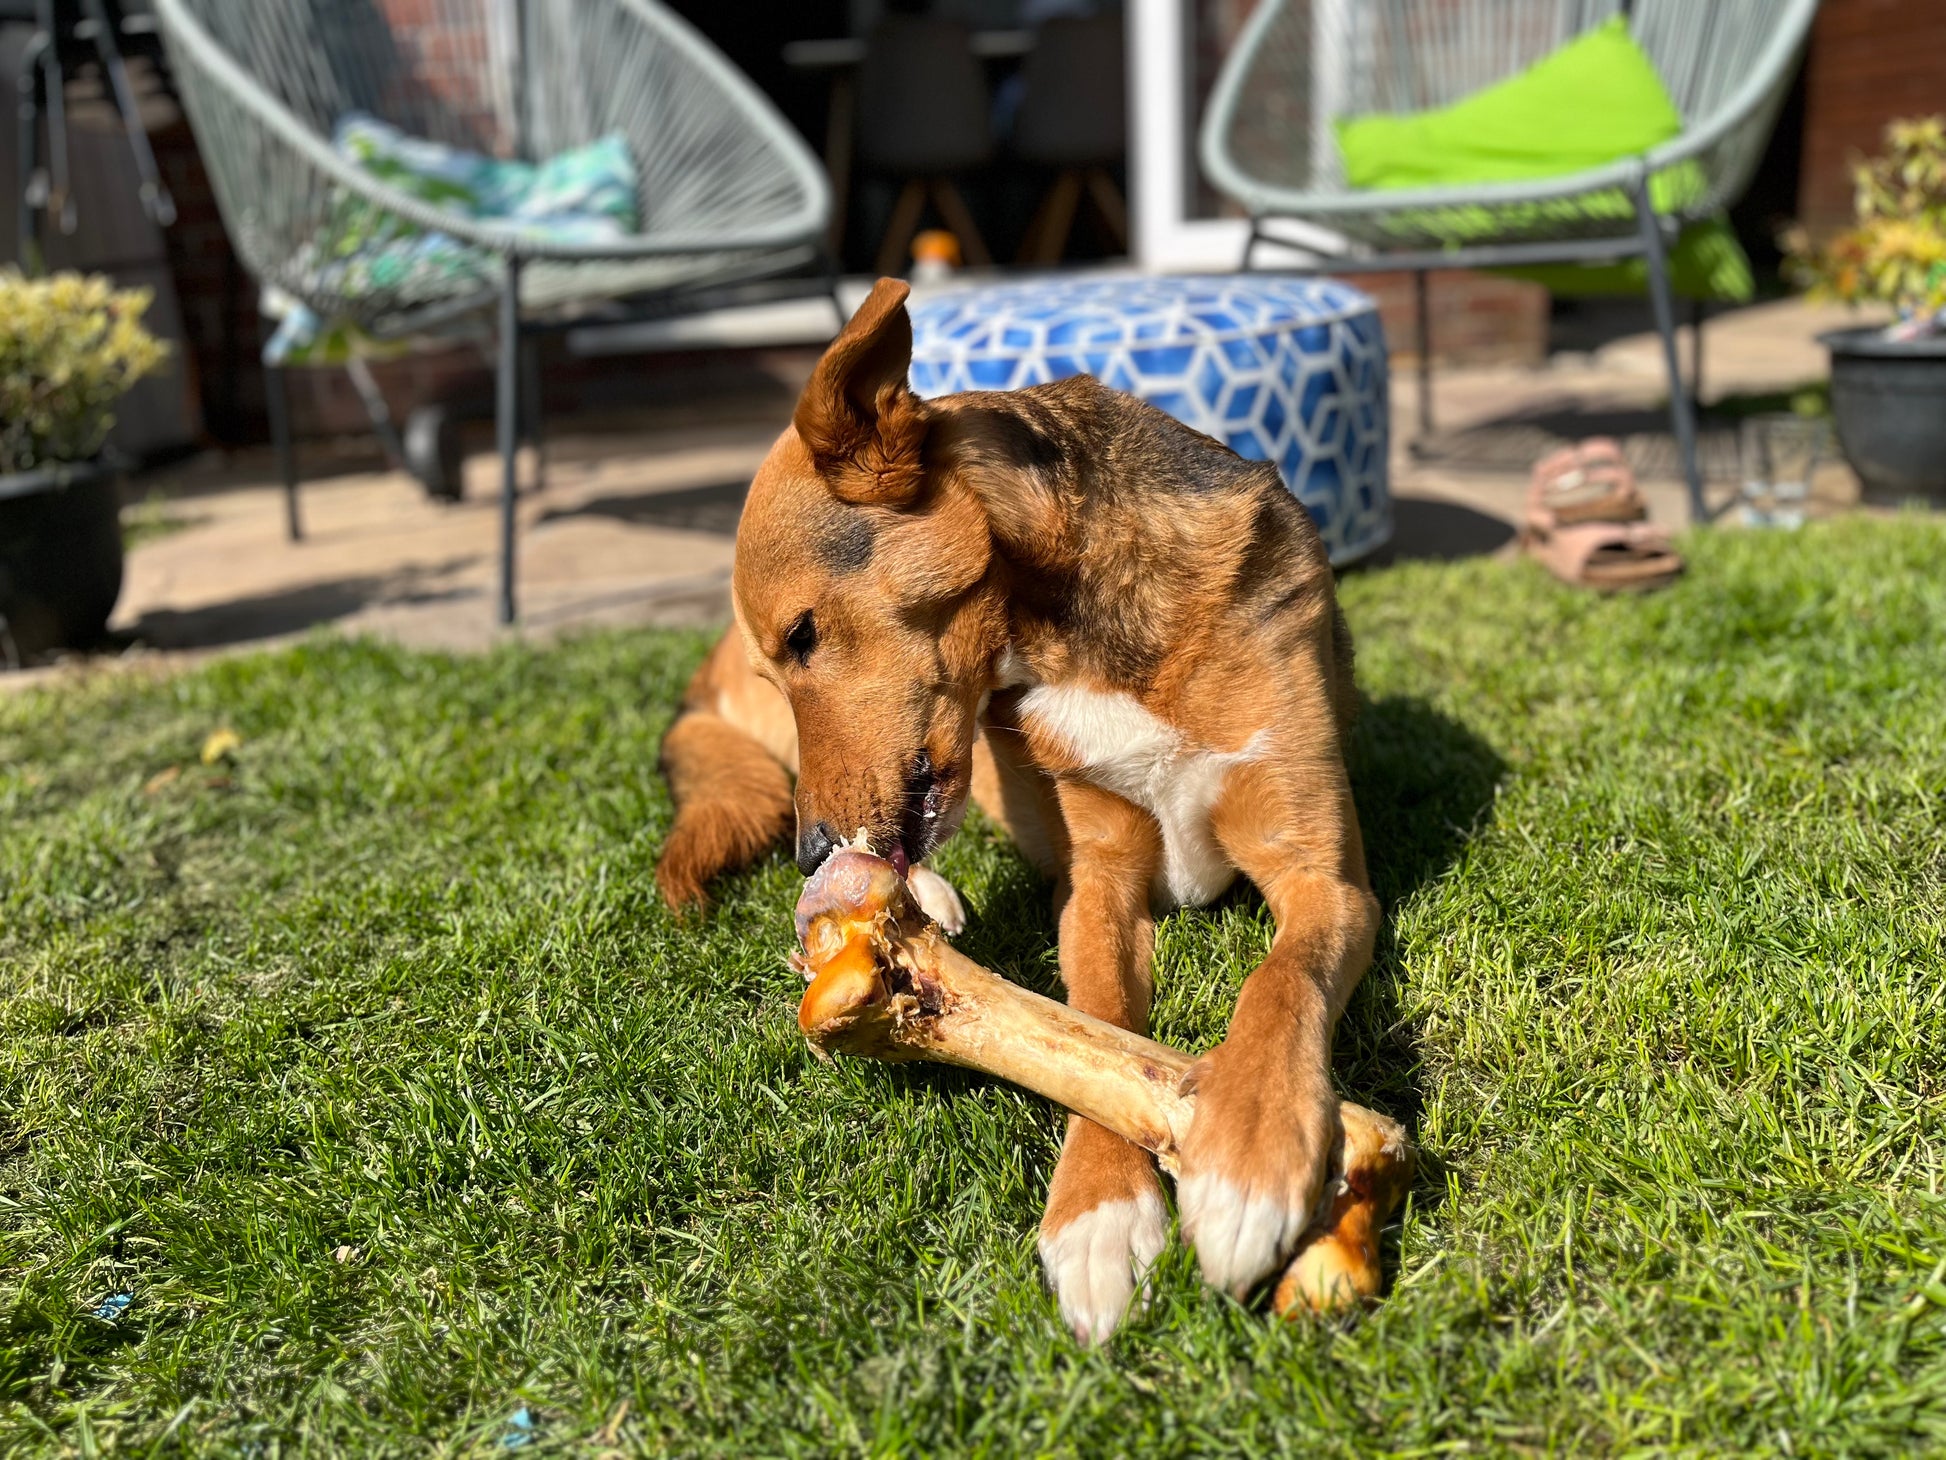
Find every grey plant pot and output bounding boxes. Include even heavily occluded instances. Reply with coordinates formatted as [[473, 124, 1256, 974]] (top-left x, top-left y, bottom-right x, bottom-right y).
[[1821, 327, 1946, 506], [0, 458, 126, 666]]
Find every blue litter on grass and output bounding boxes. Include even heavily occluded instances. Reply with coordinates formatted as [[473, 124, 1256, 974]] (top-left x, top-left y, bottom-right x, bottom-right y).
[[94, 1292, 133, 1321], [501, 1407, 535, 1449]]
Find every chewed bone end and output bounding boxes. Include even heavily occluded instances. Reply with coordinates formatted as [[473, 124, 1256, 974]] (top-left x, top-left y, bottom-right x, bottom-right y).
[[795, 847, 914, 950], [1274, 1111, 1418, 1316], [798, 937, 889, 1040]]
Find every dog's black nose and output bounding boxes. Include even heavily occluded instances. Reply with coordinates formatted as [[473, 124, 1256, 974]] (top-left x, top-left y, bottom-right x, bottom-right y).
[[796, 819, 836, 876]]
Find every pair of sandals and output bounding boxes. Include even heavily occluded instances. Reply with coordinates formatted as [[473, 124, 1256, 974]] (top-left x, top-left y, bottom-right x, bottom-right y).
[[1523, 439, 1684, 592]]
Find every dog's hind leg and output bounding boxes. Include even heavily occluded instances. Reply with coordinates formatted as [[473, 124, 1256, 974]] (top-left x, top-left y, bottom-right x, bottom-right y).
[[655, 630, 798, 911], [970, 725, 1061, 879], [1036, 780, 1167, 1345]]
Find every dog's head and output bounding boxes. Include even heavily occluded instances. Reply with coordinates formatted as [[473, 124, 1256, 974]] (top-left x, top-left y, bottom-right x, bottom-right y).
[[733, 279, 1007, 878]]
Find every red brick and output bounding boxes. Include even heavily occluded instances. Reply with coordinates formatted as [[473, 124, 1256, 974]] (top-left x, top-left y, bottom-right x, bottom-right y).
[[1798, 0, 1941, 237]]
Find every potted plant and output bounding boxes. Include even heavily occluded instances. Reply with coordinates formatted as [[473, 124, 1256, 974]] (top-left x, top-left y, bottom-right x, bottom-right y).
[[1785, 116, 1946, 506], [0, 270, 167, 666]]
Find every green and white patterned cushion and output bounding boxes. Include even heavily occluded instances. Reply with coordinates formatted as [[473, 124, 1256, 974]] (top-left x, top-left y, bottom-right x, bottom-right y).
[[267, 115, 640, 365]]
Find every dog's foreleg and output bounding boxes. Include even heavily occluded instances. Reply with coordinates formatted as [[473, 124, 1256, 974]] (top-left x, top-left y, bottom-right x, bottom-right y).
[[1177, 755, 1381, 1299], [1035, 781, 1168, 1345], [655, 630, 798, 911]]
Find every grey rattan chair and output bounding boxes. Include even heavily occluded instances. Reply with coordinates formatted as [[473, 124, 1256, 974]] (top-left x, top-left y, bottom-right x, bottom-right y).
[[1200, 0, 1819, 522], [153, 0, 830, 622]]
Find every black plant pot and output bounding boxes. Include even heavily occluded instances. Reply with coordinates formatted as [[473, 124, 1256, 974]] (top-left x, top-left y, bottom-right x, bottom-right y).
[[1821, 327, 1946, 506], [0, 459, 126, 666]]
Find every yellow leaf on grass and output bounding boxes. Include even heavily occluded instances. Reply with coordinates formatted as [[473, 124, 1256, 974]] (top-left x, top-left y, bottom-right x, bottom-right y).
[[201, 727, 242, 764], [143, 765, 181, 795]]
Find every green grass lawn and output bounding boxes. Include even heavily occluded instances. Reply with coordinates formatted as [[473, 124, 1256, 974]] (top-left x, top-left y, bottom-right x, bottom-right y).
[[4, 518, 1944, 1456]]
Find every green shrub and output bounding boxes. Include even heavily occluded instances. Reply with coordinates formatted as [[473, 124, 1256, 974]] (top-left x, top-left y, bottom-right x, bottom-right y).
[[1785, 115, 1946, 323], [0, 269, 167, 473]]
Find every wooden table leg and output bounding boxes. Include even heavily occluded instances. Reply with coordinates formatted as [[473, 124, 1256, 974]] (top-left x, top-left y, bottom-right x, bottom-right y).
[[824, 72, 854, 259]]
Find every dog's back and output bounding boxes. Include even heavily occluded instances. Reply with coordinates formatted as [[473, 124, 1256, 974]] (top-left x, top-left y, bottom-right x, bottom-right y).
[[935, 373, 1356, 734]]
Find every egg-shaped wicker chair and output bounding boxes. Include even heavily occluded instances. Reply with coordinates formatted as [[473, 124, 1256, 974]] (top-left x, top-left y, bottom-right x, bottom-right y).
[[155, 0, 830, 621], [1200, 0, 1820, 521]]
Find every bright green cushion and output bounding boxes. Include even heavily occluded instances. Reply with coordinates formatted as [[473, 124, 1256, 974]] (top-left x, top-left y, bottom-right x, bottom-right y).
[[1335, 17, 1681, 190], [1333, 15, 1752, 302], [1506, 218, 1754, 303]]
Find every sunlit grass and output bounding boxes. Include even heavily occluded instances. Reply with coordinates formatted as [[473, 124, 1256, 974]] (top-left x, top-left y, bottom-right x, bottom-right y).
[[3, 516, 1943, 1455]]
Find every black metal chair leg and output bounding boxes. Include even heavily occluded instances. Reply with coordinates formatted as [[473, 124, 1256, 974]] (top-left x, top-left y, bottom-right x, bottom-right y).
[[1241, 218, 1264, 271], [817, 246, 847, 337], [1688, 296, 1706, 426], [264, 358, 302, 542], [344, 356, 408, 472], [1633, 176, 1706, 524], [81, 0, 175, 226], [16, 29, 47, 270], [497, 258, 522, 626], [1414, 268, 1434, 443]]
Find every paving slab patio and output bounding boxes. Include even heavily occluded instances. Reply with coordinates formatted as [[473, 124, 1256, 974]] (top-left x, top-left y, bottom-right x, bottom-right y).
[[1374, 294, 1877, 562], [7, 295, 1889, 690]]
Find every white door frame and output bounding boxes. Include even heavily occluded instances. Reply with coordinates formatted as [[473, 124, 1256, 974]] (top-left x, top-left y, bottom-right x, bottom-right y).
[[1125, 0, 1343, 272]]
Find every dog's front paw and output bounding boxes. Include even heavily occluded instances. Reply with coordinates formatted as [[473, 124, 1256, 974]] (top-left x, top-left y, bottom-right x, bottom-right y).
[[905, 865, 967, 935], [1176, 1043, 1338, 1299], [1040, 1188, 1167, 1345], [1038, 1120, 1166, 1344]]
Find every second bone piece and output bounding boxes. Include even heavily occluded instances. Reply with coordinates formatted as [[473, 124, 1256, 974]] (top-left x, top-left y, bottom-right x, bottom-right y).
[[792, 848, 1416, 1314]]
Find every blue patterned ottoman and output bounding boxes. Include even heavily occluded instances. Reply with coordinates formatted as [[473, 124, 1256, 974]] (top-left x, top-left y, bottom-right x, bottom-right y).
[[906, 275, 1392, 564]]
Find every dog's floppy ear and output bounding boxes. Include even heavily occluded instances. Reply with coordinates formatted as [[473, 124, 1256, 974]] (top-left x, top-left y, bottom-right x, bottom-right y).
[[794, 277, 929, 508]]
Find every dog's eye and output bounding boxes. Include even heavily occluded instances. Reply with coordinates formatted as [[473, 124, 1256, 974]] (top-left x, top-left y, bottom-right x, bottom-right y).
[[784, 612, 817, 665]]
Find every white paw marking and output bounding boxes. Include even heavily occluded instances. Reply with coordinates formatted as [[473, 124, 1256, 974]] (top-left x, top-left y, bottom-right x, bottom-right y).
[[906, 866, 966, 935], [1014, 682, 1266, 909], [1038, 1190, 1168, 1345], [1178, 1172, 1309, 1299]]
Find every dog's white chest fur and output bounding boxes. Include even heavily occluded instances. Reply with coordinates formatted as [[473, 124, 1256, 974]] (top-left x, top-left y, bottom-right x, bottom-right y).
[[1015, 681, 1263, 908]]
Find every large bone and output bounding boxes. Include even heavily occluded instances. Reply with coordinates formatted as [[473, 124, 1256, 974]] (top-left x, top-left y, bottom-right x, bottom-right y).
[[792, 849, 1416, 1315]]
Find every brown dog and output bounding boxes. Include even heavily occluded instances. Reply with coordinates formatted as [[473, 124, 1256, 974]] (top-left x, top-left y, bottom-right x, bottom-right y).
[[656, 278, 1377, 1343]]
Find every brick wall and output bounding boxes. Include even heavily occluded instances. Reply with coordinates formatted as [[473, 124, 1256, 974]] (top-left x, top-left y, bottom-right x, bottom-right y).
[[1797, 0, 1944, 237], [152, 111, 263, 444], [368, 0, 507, 151], [1357, 270, 1550, 367]]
